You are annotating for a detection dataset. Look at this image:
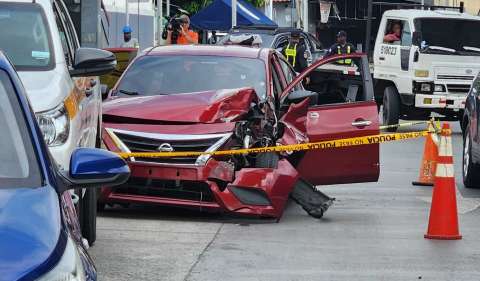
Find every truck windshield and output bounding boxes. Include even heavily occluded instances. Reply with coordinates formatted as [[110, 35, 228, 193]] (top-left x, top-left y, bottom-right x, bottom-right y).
[[0, 3, 54, 70], [415, 18, 480, 56], [0, 70, 41, 188]]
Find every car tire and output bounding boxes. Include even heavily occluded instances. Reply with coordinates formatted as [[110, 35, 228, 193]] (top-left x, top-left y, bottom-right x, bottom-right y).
[[463, 125, 480, 188], [81, 187, 97, 245], [80, 122, 102, 245], [382, 86, 400, 132], [255, 152, 279, 169]]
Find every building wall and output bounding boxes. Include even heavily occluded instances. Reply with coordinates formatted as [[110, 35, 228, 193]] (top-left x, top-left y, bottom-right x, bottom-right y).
[[273, 2, 296, 27], [435, 0, 480, 14]]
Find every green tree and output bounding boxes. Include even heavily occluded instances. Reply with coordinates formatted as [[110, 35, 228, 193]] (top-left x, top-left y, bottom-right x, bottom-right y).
[[179, 0, 266, 15]]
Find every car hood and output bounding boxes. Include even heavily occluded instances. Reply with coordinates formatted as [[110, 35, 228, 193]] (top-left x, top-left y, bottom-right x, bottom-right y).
[[18, 69, 67, 113], [103, 88, 258, 124], [0, 186, 62, 280]]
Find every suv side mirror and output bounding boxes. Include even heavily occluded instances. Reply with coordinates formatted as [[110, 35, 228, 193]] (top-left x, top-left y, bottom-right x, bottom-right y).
[[70, 48, 117, 77], [58, 148, 130, 192], [412, 31, 422, 46]]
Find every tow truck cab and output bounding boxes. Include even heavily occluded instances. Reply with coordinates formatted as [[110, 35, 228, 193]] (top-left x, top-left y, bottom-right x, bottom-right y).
[[373, 9, 480, 130]]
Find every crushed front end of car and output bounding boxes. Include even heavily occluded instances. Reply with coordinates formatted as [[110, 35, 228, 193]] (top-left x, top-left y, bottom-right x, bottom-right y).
[[100, 88, 307, 218]]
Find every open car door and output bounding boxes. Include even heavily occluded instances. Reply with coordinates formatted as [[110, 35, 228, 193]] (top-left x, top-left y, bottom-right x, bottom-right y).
[[279, 54, 380, 185]]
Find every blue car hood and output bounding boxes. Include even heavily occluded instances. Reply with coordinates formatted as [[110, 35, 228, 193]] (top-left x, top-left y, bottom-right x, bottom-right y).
[[0, 186, 62, 281]]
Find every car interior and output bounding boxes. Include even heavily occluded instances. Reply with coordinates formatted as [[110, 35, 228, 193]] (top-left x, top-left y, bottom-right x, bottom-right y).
[[305, 61, 367, 105]]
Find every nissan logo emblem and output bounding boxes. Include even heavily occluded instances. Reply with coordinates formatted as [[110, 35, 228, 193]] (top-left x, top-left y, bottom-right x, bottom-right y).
[[157, 143, 174, 152]]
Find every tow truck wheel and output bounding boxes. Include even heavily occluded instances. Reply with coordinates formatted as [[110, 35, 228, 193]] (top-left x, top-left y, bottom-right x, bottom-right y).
[[463, 125, 480, 188], [382, 86, 400, 132]]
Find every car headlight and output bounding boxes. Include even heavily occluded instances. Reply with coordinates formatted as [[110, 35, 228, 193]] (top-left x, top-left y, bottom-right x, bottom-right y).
[[420, 83, 432, 92], [37, 236, 87, 281], [434, 84, 446, 92], [36, 103, 70, 146]]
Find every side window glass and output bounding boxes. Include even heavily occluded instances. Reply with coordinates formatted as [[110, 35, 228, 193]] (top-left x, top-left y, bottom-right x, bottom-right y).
[[53, 7, 72, 66], [56, 1, 79, 50], [383, 19, 403, 45], [401, 21, 412, 47], [270, 60, 283, 99], [278, 57, 301, 91]]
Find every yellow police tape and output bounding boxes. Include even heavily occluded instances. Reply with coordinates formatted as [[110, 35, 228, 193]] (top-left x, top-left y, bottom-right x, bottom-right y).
[[116, 130, 435, 159]]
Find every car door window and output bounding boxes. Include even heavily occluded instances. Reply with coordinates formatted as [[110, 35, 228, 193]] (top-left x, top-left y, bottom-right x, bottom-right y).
[[401, 21, 412, 47], [55, 0, 78, 50], [53, 4, 73, 66], [277, 56, 302, 92], [270, 58, 283, 100]]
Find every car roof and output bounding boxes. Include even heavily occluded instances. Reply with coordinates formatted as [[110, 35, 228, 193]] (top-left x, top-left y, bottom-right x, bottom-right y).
[[231, 25, 304, 35], [383, 9, 480, 21], [146, 45, 268, 59]]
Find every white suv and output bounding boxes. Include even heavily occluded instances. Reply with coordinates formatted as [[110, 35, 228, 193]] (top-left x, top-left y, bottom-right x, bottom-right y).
[[0, 0, 115, 245]]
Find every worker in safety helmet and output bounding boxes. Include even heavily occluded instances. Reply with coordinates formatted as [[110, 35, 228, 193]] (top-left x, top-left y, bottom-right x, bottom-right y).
[[327, 30, 356, 65], [282, 30, 309, 73], [121, 25, 139, 48]]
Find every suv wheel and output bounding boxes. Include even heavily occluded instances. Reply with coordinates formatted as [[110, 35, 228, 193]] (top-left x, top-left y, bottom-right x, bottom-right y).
[[463, 125, 480, 188], [80, 188, 97, 245], [382, 86, 400, 132]]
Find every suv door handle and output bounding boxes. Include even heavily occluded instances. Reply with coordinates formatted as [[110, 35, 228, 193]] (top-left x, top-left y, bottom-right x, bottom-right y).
[[379, 57, 385, 61], [352, 120, 372, 127]]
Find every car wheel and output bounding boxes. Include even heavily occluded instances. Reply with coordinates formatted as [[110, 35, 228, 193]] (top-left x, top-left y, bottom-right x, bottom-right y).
[[382, 86, 400, 132], [463, 126, 480, 188], [255, 152, 279, 169], [80, 187, 97, 245]]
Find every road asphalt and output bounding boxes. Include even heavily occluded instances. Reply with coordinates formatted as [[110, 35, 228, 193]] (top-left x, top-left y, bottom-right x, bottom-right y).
[[90, 123, 480, 281]]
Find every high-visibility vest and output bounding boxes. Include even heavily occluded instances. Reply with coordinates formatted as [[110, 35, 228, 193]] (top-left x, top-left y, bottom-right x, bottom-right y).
[[337, 45, 352, 65], [285, 43, 297, 67]]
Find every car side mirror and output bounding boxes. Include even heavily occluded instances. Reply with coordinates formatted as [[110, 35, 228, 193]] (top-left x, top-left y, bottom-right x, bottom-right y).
[[101, 84, 109, 100], [58, 148, 130, 193], [70, 48, 117, 77], [412, 31, 422, 46], [287, 90, 317, 101]]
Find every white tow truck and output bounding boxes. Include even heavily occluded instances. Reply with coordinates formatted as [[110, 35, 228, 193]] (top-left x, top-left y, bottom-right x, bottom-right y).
[[373, 9, 480, 131]]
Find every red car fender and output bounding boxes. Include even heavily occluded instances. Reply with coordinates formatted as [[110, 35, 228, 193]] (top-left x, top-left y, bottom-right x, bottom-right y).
[[210, 159, 299, 218]]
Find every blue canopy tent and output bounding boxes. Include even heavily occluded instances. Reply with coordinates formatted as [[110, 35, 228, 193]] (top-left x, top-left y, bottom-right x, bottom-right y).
[[190, 0, 277, 31]]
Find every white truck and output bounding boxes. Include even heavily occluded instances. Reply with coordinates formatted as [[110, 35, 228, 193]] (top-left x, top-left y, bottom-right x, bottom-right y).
[[373, 9, 480, 131]]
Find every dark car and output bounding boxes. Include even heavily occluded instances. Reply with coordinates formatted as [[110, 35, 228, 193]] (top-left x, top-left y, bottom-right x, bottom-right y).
[[219, 25, 325, 64], [462, 73, 480, 187], [0, 51, 130, 280], [100, 45, 379, 219]]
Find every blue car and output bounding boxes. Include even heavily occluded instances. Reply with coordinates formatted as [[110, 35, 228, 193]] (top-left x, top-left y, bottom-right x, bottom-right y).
[[462, 72, 480, 188], [0, 51, 130, 280]]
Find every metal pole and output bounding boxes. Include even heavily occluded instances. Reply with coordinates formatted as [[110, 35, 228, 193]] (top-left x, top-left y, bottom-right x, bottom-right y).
[[269, 0, 273, 19], [157, 0, 162, 45], [166, 0, 170, 16], [303, 0, 308, 32], [232, 0, 237, 28], [365, 0, 373, 56], [126, 0, 129, 26]]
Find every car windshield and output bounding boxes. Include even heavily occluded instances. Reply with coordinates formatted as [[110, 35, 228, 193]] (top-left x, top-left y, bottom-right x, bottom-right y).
[[218, 33, 275, 47], [0, 70, 41, 188], [0, 3, 54, 70], [415, 18, 480, 56], [117, 55, 267, 99]]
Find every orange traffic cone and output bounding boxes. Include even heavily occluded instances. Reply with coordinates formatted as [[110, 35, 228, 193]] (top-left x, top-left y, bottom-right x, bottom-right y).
[[424, 123, 461, 240], [412, 123, 439, 186]]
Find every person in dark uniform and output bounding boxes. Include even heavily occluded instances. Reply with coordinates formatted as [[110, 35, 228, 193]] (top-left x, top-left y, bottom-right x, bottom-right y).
[[327, 30, 356, 65], [282, 30, 309, 73]]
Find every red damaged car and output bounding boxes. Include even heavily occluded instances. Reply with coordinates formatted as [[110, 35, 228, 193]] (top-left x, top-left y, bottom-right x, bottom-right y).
[[100, 45, 379, 219]]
